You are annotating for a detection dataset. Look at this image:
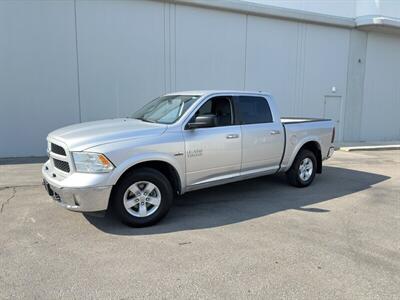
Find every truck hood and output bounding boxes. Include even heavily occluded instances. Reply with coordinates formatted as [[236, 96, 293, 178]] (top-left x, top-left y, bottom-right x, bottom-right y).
[[48, 118, 167, 151]]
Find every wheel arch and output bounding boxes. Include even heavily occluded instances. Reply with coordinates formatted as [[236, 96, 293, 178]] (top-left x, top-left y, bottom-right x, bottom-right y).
[[109, 155, 184, 196], [286, 139, 322, 174], [296, 141, 322, 173]]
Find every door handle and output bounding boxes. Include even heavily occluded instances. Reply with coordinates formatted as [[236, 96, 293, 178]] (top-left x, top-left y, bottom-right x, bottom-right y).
[[226, 134, 239, 139], [270, 130, 281, 135]]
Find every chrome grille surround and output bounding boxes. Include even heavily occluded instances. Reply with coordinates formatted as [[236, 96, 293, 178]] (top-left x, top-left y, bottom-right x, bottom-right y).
[[51, 143, 66, 156], [47, 138, 73, 176], [53, 158, 70, 173]]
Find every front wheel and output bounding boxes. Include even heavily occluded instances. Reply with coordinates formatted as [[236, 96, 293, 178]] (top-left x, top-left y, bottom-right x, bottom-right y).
[[286, 149, 317, 187], [111, 168, 173, 227]]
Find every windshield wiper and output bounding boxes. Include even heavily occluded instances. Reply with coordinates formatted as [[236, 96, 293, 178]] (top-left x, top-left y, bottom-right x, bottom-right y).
[[135, 117, 156, 123]]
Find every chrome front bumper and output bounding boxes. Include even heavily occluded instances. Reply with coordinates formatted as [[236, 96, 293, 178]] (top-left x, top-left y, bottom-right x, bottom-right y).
[[42, 162, 112, 212], [43, 180, 111, 212]]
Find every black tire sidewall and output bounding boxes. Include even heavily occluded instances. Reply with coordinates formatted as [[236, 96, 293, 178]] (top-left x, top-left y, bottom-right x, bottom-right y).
[[293, 150, 317, 186], [286, 149, 317, 187], [112, 168, 173, 227]]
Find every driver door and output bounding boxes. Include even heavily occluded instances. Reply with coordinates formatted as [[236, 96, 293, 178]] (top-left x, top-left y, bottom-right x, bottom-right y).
[[183, 96, 241, 189]]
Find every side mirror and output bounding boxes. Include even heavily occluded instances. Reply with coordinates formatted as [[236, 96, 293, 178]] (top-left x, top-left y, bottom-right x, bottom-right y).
[[187, 114, 216, 129]]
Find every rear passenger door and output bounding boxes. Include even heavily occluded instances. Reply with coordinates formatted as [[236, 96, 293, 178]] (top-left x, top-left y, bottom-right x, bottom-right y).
[[235, 95, 284, 174]]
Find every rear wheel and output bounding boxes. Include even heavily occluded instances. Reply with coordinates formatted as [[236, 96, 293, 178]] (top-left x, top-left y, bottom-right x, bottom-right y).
[[111, 168, 173, 227], [286, 149, 317, 187]]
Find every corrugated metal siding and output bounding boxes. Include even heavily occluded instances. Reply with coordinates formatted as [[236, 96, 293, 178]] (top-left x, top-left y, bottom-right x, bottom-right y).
[[0, 0, 399, 157]]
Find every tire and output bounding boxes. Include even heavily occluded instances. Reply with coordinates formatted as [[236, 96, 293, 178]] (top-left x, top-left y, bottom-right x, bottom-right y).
[[286, 149, 317, 188], [111, 167, 173, 227]]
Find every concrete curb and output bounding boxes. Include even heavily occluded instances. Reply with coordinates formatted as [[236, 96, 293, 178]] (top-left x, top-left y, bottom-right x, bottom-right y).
[[340, 145, 400, 152]]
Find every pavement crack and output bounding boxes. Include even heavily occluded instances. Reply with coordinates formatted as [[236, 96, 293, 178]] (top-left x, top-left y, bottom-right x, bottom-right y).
[[0, 187, 16, 214], [0, 184, 41, 189]]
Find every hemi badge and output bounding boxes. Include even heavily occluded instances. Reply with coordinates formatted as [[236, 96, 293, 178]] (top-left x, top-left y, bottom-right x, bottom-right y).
[[174, 152, 184, 156]]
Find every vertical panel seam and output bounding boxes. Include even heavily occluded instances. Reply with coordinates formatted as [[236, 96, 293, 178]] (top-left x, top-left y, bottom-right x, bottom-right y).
[[343, 29, 353, 141], [163, 1, 168, 93], [169, 2, 173, 91], [173, 3, 176, 91], [73, 0, 82, 123], [300, 23, 307, 116], [358, 31, 369, 140], [243, 14, 248, 90], [294, 22, 300, 115]]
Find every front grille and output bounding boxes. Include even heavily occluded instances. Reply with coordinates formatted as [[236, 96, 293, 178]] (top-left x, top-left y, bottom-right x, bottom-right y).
[[51, 143, 66, 156], [53, 158, 70, 173]]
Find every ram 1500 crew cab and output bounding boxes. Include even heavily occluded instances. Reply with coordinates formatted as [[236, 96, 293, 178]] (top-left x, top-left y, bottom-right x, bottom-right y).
[[42, 91, 335, 227]]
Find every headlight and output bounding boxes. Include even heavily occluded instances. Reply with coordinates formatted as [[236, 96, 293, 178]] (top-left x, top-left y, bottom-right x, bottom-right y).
[[72, 152, 114, 173]]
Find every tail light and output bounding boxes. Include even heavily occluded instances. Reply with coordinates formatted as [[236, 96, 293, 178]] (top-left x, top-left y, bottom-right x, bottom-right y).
[[331, 127, 335, 143]]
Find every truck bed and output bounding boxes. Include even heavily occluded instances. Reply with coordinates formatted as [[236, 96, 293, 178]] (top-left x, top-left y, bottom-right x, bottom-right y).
[[281, 117, 331, 124], [278, 117, 335, 172]]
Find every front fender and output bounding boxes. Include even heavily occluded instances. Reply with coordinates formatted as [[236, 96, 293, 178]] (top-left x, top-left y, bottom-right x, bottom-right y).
[[105, 152, 186, 191]]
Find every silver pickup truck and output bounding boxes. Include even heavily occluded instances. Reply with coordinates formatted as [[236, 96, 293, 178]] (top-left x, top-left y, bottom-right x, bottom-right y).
[[42, 90, 335, 227]]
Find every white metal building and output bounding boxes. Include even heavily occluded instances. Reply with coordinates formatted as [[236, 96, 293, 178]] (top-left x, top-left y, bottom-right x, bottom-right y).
[[1, 0, 400, 157]]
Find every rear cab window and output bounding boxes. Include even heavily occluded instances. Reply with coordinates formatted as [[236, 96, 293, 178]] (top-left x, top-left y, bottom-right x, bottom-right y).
[[235, 96, 273, 124]]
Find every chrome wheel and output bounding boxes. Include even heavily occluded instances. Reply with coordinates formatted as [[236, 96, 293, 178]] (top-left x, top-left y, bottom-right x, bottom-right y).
[[123, 181, 161, 218], [299, 157, 313, 181]]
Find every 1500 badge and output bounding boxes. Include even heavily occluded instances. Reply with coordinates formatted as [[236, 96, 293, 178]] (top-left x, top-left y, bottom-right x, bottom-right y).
[[187, 149, 203, 158]]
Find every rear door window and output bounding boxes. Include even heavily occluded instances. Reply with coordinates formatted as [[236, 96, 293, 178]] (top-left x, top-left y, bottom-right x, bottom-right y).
[[236, 96, 273, 124]]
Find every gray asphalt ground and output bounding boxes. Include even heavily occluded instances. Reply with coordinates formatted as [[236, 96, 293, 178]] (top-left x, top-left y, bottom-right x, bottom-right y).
[[0, 150, 399, 299]]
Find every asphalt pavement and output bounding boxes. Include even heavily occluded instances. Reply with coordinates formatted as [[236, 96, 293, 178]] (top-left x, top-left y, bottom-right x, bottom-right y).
[[0, 150, 399, 299]]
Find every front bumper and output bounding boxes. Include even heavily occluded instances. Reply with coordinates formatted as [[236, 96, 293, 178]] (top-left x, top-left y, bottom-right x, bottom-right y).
[[42, 162, 112, 212], [43, 180, 111, 212]]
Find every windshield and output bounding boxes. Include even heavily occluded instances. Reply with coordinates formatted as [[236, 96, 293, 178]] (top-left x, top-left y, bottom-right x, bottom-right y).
[[131, 95, 200, 124]]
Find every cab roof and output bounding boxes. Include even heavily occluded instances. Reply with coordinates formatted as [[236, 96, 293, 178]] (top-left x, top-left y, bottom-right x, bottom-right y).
[[165, 90, 272, 97]]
